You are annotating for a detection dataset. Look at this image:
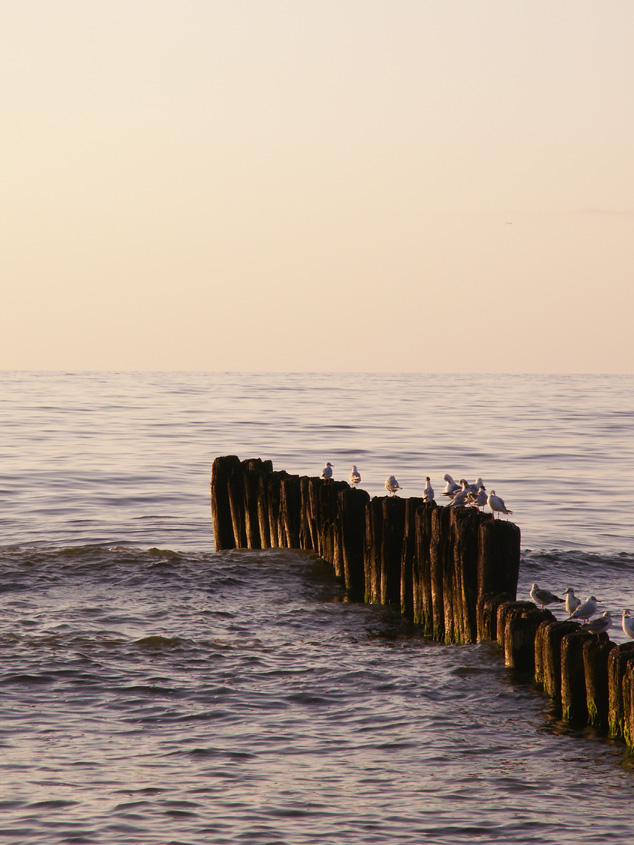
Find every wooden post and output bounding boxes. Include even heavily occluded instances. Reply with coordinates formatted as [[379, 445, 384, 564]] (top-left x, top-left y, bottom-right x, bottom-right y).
[[401, 497, 424, 618], [476, 592, 513, 642], [561, 630, 594, 725], [210, 455, 241, 551], [364, 496, 383, 604], [607, 642, 634, 739], [380, 496, 406, 607], [534, 620, 579, 704], [414, 504, 434, 634], [583, 637, 616, 731], [339, 486, 370, 598], [429, 507, 449, 642], [279, 474, 301, 549], [451, 508, 480, 644], [478, 518, 520, 599], [502, 603, 554, 672], [242, 458, 272, 549]]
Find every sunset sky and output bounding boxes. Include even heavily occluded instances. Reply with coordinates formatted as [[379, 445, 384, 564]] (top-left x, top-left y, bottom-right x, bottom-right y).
[[2, 0, 633, 372]]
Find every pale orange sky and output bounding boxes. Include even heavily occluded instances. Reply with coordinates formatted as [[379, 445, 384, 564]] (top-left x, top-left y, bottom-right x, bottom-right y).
[[2, 0, 633, 372]]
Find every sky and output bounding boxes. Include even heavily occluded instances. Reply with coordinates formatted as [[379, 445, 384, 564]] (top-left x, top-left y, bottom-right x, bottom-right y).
[[2, 0, 633, 372]]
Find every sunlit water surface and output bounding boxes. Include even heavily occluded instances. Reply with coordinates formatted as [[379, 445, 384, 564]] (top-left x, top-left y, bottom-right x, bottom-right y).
[[1, 372, 634, 844]]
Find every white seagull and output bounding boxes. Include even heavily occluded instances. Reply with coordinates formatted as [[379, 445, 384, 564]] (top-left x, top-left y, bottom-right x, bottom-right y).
[[563, 587, 581, 617], [581, 611, 612, 638], [488, 490, 513, 518], [530, 583, 564, 609], [423, 477, 434, 502], [448, 480, 470, 508], [385, 475, 402, 496], [442, 474, 461, 497], [570, 595, 599, 623], [467, 485, 487, 510], [349, 465, 361, 486], [622, 610, 634, 640], [321, 461, 334, 481], [465, 477, 485, 494]]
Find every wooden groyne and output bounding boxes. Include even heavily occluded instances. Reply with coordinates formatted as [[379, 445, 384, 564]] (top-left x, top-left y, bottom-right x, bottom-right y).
[[211, 456, 520, 645], [211, 456, 634, 750]]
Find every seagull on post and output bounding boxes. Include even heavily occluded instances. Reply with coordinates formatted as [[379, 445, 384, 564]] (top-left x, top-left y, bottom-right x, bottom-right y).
[[349, 465, 361, 486], [385, 476, 402, 496], [570, 595, 599, 623], [563, 587, 581, 617], [487, 490, 512, 518], [530, 583, 564, 610], [423, 477, 434, 502], [321, 462, 334, 482]]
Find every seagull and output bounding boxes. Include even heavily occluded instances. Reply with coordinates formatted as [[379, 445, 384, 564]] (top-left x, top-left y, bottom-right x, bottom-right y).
[[467, 485, 487, 510], [349, 465, 361, 486], [442, 474, 461, 497], [570, 595, 599, 623], [622, 610, 634, 640], [448, 480, 470, 508], [423, 477, 434, 502], [530, 583, 564, 609], [385, 475, 402, 496], [581, 611, 612, 639], [563, 587, 581, 617], [465, 477, 485, 494], [487, 490, 512, 518], [321, 461, 334, 481]]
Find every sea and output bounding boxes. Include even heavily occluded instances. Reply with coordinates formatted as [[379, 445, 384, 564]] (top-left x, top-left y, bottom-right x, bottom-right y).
[[1, 371, 634, 845]]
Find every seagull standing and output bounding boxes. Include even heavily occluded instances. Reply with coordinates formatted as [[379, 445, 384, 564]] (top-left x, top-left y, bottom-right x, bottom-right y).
[[385, 475, 402, 496], [563, 587, 581, 617], [622, 610, 634, 640], [448, 480, 470, 508], [488, 490, 513, 518], [530, 583, 564, 610], [442, 474, 461, 497], [423, 477, 434, 502], [465, 477, 485, 494], [467, 485, 487, 510], [349, 465, 361, 486], [321, 462, 334, 481], [570, 595, 599, 623], [581, 611, 612, 639]]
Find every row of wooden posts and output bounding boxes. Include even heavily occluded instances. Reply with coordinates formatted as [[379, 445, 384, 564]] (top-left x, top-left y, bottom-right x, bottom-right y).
[[211, 456, 634, 750]]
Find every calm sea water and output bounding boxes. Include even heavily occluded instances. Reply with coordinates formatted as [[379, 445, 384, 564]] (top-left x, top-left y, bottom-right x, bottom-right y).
[[1, 371, 634, 844]]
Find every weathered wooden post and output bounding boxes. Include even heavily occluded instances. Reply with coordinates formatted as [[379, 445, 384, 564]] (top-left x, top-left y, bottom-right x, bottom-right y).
[[451, 508, 480, 643], [401, 497, 424, 618], [380, 496, 407, 607], [280, 474, 301, 549], [561, 630, 594, 725], [429, 507, 451, 642], [534, 620, 579, 704], [583, 637, 616, 731], [478, 518, 521, 600], [339, 486, 370, 598], [413, 504, 434, 635], [211, 455, 241, 551], [607, 642, 634, 739], [364, 496, 383, 604], [501, 603, 554, 671], [242, 458, 273, 549]]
